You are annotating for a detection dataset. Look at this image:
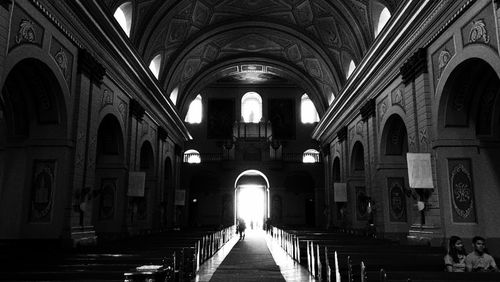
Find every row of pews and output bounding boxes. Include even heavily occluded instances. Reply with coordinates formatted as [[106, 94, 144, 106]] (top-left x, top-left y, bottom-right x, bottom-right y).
[[0, 226, 235, 281], [269, 226, 500, 282]]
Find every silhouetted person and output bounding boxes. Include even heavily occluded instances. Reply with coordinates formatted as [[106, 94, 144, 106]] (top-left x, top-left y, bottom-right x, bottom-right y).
[[465, 236, 498, 272], [444, 236, 467, 272], [237, 219, 246, 240]]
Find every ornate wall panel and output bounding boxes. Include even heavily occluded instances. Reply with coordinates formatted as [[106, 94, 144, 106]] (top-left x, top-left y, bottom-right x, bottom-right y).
[[431, 37, 455, 87], [461, 5, 497, 51], [387, 177, 407, 222], [448, 159, 476, 223], [29, 160, 56, 222]]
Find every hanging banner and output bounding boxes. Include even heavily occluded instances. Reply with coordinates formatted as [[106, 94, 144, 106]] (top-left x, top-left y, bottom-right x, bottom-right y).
[[406, 153, 434, 189], [127, 171, 146, 197], [175, 189, 186, 206], [334, 182, 347, 202]]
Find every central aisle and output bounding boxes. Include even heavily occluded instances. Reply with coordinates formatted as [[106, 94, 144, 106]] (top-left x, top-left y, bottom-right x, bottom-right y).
[[209, 231, 286, 282]]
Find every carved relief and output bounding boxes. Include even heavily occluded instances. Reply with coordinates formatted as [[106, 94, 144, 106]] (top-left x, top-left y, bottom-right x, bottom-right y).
[[101, 89, 114, 110], [408, 134, 416, 152], [305, 58, 322, 78], [391, 88, 405, 111], [469, 19, 490, 44], [438, 49, 451, 79], [29, 160, 56, 222], [142, 122, 149, 137], [118, 100, 127, 122], [192, 1, 210, 26], [316, 17, 339, 46], [419, 127, 428, 151], [16, 19, 36, 44], [286, 44, 301, 61], [356, 121, 363, 136], [448, 159, 476, 222], [54, 48, 68, 77]]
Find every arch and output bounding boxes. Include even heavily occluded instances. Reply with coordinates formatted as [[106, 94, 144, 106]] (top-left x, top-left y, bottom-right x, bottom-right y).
[[380, 114, 408, 156], [351, 141, 365, 172], [437, 58, 500, 138], [1, 57, 68, 139], [234, 169, 270, 188], [434, 45, 500, 140], [0, 57, 70, 239], [96, 114, 125, 161], [114, 2, 133, 36], [241, 92, 262, 123], [185, 94, 202, 124], [184, 149, 200, 163], [301, 94, 320, 123], [303, 149, 320, 163], [149, 54, 162, 79], [161, 22, 343, 109]]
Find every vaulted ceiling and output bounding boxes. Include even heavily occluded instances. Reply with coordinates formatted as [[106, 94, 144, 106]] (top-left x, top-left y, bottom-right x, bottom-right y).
[[102, 0, 401, 117]]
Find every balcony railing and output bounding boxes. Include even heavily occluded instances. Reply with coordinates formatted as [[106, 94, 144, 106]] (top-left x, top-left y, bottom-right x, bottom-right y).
[[233, 121, 272, 140]]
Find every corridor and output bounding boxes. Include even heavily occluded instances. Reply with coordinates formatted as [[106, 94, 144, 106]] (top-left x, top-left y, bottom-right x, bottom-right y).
[[196, 230, 315, 282]]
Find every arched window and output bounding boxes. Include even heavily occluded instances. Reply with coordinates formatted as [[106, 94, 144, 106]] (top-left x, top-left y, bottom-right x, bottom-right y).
[[347, 60, 356, 79], [303, 149, 320, 163], [113, 2, 133, 37], [170, 86, 179, 105], [301, 94, 319, 123], [241, 92, 262, 123], [184, 149, 201, 164], [149, 54, 162, 79], [373, 2, 391, 37], [185, 94, 202, 124], [328, 92, 335, 105]]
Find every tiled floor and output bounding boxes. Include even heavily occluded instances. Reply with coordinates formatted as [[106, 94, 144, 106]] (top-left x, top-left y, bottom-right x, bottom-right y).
[[195, 230, 316, 282]]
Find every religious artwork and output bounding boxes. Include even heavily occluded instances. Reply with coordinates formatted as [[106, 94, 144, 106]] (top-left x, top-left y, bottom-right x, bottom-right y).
[[99, 178, 116, 220], [207, 99, 235, 139], [269, 99, 295, 139], [355, 186, 368, 220], [388, 177, 407, 222], [448, 159, 476, 223], [29, 160, 56, 222]]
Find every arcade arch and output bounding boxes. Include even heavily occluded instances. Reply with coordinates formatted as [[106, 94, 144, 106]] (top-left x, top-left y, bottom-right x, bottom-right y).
[[435, 58, 500, 238], [0, 58, 70, 239]]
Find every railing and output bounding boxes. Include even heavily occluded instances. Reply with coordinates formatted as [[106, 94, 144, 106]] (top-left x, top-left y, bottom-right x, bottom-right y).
[[124, 225, 235, 282], [233, 120, 272, 140]]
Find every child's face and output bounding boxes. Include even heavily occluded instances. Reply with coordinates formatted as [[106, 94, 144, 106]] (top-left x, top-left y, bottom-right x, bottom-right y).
[[473, 240, 485, 253], [454, 240, 464, 250]]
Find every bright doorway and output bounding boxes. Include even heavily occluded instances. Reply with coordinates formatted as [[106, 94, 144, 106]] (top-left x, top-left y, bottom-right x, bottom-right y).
[[234, 170, 270, 230], [236, 185, 265, 230]]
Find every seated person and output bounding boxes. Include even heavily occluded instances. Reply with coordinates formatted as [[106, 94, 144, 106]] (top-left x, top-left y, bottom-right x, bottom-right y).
[[465, 236, 499, 272], [444, 236, 467, 272]]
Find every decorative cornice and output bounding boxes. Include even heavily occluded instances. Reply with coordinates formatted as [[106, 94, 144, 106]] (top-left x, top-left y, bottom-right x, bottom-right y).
[[337, 126, 347, 142], [129, 99, 145, 120], [30, 0, 82, 48], [78, 48, 106, 84], [400, 48, 427, 84], [360, 98, 376, 121], [158, 126, 168, 141]]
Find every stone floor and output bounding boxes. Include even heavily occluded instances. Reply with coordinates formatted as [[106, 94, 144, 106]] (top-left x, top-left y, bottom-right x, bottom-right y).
[[195, 230, 316, 282]]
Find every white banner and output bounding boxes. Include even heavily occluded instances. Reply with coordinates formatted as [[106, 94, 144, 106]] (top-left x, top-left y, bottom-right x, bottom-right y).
[[175, 190, 186, 206], [334, 182, 347, 202], [406, 153, 434, 189], [127, 171, 146, 197]]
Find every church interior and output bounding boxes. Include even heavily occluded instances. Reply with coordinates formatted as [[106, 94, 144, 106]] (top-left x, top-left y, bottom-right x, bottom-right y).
[[1, 0, 500, 281]]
